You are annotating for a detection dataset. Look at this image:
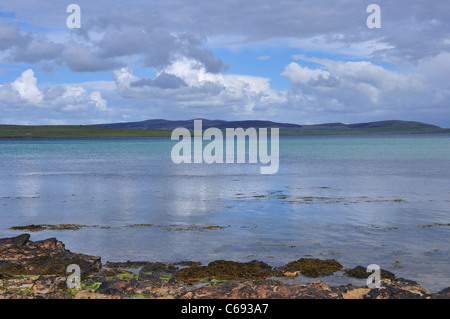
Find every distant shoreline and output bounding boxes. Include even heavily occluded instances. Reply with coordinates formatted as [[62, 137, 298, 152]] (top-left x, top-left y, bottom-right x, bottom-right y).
[[1, 119, 450, 139], [2, 132, 450, 140], [0, 125, 172, 139]]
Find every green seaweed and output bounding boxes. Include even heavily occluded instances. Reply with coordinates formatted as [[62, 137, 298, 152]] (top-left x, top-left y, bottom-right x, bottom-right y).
[[83, 281, 102, 290], [159, 273, 172, 281], [275, 258, 343, 278], [117, 271, 139, 280]]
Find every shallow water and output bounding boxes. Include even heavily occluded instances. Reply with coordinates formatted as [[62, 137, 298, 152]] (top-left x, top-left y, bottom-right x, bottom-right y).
[[0, 135, 449, 292]]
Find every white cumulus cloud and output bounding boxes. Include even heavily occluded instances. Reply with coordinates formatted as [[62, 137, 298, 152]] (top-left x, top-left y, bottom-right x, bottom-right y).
[[113, 57, 286, 116], [281, 63, 333, 86], [282, 59, 428, 112], [11, 69, 43, 104], [90, 91, 108, 111]]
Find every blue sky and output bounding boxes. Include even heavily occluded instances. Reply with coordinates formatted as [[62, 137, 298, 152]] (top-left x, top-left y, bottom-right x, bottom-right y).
[[1, 1, 450, 127]]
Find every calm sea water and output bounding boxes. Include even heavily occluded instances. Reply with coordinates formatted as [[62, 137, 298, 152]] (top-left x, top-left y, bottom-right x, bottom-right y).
[[1, 135, 449, 291]]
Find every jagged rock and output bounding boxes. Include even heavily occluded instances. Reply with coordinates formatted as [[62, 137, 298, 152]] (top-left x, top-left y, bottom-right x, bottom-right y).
[[96, 279, 134, 296], [0, 233, 31, 247], [0, 233, 101, 278], [361, 278, 430, 299], [431, 287, 450, 299]]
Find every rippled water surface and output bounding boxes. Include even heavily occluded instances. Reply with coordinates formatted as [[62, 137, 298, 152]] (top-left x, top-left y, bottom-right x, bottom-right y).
[[1, 135, 449, 291]]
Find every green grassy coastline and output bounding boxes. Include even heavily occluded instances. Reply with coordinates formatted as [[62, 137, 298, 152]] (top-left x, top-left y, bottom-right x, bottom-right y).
[[0, 125, 172, 139], [0, 121, 449, 139]]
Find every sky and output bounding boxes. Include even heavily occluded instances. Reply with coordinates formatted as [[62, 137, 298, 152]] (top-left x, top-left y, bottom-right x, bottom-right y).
[[0, 0, 449, 127]]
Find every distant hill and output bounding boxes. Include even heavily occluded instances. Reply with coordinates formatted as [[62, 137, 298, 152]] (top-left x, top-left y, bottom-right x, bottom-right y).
[[0, 125, 171, 139], [92, 119, 301, 130], [0, 119, 448, 139], [93, 119, 449, 136]]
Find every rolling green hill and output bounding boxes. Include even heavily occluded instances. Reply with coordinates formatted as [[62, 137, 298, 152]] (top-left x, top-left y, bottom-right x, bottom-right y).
[[277, 120, 450, 136], [0, 125, 171, 139], [0, 120, 448, 139], [94, 119, 450, 136]]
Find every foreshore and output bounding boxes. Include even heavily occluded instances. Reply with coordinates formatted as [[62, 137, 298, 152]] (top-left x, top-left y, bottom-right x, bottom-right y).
[[0, 234, 449, 299]]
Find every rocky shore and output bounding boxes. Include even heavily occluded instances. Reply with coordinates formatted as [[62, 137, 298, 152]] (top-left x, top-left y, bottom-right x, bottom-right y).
[[1, 234, 449, 299]]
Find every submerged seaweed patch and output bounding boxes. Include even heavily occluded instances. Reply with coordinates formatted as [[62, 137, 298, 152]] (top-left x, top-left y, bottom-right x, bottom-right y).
[[9, 224, 101, 231], [10, 223, 231, 232], [230, 189, 408, 205], [172, 225, 229, 232], [415, 223, 450, 228]]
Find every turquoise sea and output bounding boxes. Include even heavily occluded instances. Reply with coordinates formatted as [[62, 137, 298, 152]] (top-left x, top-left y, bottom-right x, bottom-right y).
[[1, 135, 449, 291]]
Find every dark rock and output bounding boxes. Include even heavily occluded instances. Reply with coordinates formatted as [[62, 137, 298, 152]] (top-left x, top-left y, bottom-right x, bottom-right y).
[[96, 280, 135, 296], [35, 238, 60, 250], [344, 265, 395, 280], [0, 233, 101, 278], [44, 291, 73, 299], [362, 278, 430, 299], [179, 280, 342, 299], [431, 287, 450, 299], [0, 233, 30, 247]]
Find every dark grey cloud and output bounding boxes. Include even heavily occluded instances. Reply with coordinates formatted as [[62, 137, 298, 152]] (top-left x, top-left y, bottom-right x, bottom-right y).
[[2, 0, 449, 69], [186, 47, 229, 73], [0, 21, 228, 73], [0, 22, 63, 63], [0, 23, 120, 71], [60, 41, 124, 72], [96, 27, 149, 58], [0, 23, 27, 49], [10, 35, 63, 63], [375, 1, 450, 59], [97, 27, 229, 72], [130, 72, 187, 89], [56, 0, 448, 63]]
